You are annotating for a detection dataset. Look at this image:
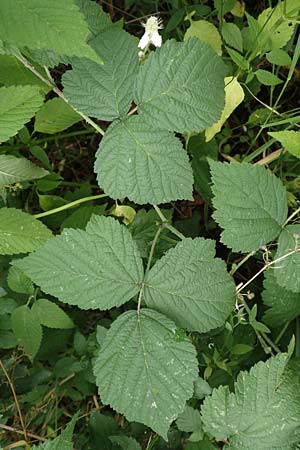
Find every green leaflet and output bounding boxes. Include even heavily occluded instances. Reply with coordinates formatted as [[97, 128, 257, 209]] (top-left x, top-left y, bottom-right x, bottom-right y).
[[210, 161, 288, 252], [0, 208, 52, 255], [144, 238, 236, 332], [275, 225, 300, 293], [135, 38, 226, 133], [7, 266, 34, 294], [201, 353, 300, 449], [109, 436, 141, 450], [269, 130, 300, 159], [63, 27, 138, 121], [15, 216, 144, 310], [0, 55, 49, 92], [94, 309, 198, 440], [262, 270, 300, 327], [31, 414, 78, 450], [95, 116, 193, 205], [176, 405, 203, 433], [0, 0, 101, 64], [75, 0, 112, 38], [0, 155, 48, 187], [11, 305, 42, 360], [34, 97, 81, 134], [31, 299, 74, 329], [0, 85, 44, 143]]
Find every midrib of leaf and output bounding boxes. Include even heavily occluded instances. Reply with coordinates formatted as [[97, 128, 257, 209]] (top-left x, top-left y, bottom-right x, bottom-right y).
[[137, 312, 157, 404]]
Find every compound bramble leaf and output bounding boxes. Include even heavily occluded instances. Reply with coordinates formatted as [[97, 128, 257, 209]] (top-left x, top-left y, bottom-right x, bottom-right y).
[[210, 161, 288, 252], [201, 353, 300, 449], [135, 38, 226, 133], [144, 238, 235, 332], [94, 309, 198, 440], [95, 116, 193, 205], [15, 216, 144, 310]]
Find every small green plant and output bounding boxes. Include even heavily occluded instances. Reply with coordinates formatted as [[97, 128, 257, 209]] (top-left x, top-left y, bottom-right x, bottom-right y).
[[1, 0, 300, 449]]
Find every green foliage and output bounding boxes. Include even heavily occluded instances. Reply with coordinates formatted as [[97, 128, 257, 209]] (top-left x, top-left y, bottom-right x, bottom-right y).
[[0, 0, 101, 63], [262, 271, 300, 327], [1, 1, 300, 448], [63, 27, 138, 121], [144, 238, 235, 332], [135, 38, 226, 133], [11, 305, 42, 360], [269, 130, 300, 158], [95, 116, 193, 204], [275, 225, 300, 293], [94, 309, 198, 440], [31, 299, 74, 329], [0, 154, 48, 187], [0, 208, 52, 255], [0, 85, 44, 143], [15, 216, 144, 309], [34, 98, 81, 134], [210, 161, 288, 252]]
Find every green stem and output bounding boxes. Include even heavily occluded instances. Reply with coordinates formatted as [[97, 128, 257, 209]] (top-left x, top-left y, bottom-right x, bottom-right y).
[[275, 321, 290, 345], [34, 193, 108, 218], [153, 205, 186, 240], [145, 226, 163, 277], [15, 53, 105, 136], [230, 250, 256, 276], [283, 205, 300, 227]]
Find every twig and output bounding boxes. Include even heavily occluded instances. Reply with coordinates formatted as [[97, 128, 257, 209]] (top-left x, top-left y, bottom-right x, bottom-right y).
[[0, 360, 28, 442], [0, 423, 47, 442]]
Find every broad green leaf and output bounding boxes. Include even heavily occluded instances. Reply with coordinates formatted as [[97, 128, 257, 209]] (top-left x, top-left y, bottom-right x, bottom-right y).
[[0, 55, 49, 92], [176, 406, 203, 433], [201, 353, 300, 449], [15, 216, 144, 310], [95, 116, 193, 205], [32, 414, 78, 450], [205, 77, 244, 141], [135, 38, 226, 133], [184, 17, 222, 55], [255, 69, 283, 86], [214, 0, 236, 16], [0, 298, 17, 315], [275, 225, 300, 293], [222, 22, 243, 52], [0, 155, 48, 187], [75, 0, 112, 37], [0, 330, 17, 349], [11, 305, 42, 359], [268, 130, 300, 159], [34, 98, 81, 134], [109, 436, 141, 450], [7, 266, 34, 294], [257, 1, 300, 53], [266, 49, 292, 66], [0, 0, 101, 64], [194, 377, 212, 399], [0, 85, 44, 143], [0, 208, 52, 255], [94, 309, 198, 440], [31, 299, 74, 329], [262, 270, 300, 327], [144, 238, 235, 332], [63, 27, 138, 121], [210, 161, 288, 252]]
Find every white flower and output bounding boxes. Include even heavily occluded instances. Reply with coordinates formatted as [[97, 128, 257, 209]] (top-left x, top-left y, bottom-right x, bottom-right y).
[[138, 16, 163, 49]]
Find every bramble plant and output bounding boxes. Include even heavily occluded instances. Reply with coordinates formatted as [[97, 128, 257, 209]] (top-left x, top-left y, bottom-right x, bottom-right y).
[[1, 0, 300, 449]]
